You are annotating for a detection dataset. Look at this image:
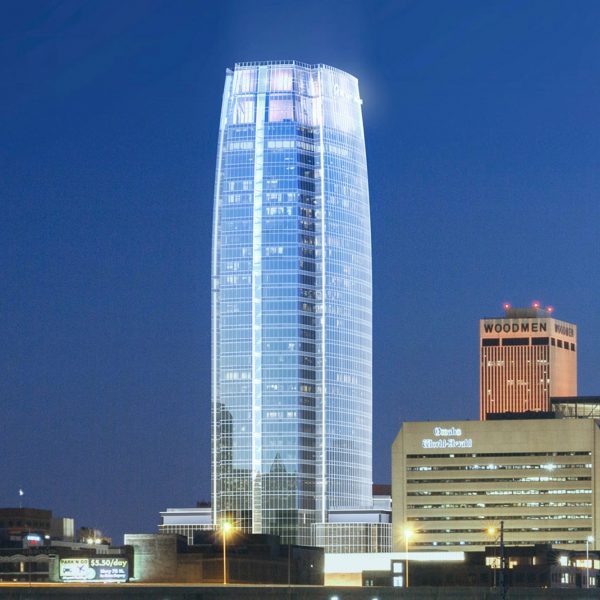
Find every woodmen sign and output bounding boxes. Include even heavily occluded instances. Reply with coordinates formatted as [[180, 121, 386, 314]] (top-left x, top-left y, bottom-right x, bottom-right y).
[[482, 321, 547, 334]]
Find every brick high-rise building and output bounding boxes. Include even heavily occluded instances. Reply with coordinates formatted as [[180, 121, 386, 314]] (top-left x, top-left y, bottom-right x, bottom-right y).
[[480, 304, 577, 419]]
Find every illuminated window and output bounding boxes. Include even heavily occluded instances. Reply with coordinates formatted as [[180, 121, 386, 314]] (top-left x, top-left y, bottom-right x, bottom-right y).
[[233, 97, 255, 124], [234, 68, 256, 93], [270, 68, 293, 91], [268, 97, 294, 122]]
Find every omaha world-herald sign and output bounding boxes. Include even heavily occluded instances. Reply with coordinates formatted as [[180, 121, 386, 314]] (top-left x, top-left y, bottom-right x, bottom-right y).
[[421, 426, 473, 449]]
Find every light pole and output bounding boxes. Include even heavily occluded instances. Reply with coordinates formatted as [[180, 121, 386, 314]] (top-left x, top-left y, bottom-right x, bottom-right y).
[[287, 535, 292, 600], [486, 526, 498, 588], [221, 521, 232, 585], [404, 527, 413, 588], [487, 522, 506, 598], [586, 535, 594, 589], [499, 520, 506, 600]]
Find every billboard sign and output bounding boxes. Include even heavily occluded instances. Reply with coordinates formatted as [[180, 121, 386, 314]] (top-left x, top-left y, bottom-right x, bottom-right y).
[[59, 557, 128, 582], [23, 533, 44, 547]]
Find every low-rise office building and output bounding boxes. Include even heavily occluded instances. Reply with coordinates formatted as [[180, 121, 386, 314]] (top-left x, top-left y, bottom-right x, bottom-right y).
[[0, 508, 74, 543], [0, 506, 123, 583], [159, 490, 393, 555], [158, 506, 213, 545], [363, 544, 600, 589], [312, 520, 391, 554], [325, 550, 464, 586], [392, 418, 599, 552], [124, 532, 323, 585], [311, 484, 393, 553], [0, 541, 131, 583]]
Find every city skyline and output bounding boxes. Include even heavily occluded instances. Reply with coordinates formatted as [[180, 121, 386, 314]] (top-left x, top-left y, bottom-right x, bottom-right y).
[[3, 1, 600, 541], [212, 61, 372, 543]]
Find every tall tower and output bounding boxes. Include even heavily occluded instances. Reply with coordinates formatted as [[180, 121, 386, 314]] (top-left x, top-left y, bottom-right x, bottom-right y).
[[480, 303, 577, 419], [211, 61, 372, 544]]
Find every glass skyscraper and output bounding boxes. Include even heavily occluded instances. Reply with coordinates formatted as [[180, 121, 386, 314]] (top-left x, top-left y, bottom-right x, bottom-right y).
[[212, 61, 372, 544]]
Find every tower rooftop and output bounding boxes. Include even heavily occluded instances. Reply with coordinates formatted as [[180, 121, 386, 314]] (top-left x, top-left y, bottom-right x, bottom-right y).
[[504, 306, 554, 318]]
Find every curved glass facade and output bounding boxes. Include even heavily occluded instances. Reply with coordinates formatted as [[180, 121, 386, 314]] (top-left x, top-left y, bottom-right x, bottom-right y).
[[212, 61, 372, 544]]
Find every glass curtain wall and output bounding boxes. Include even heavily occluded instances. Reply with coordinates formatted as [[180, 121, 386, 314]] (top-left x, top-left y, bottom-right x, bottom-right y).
[[212, 61, 372, 544]]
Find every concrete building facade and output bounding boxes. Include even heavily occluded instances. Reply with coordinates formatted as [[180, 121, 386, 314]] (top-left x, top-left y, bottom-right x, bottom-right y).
[[124, 533, 323, 585], [392, 418, 599, 552]]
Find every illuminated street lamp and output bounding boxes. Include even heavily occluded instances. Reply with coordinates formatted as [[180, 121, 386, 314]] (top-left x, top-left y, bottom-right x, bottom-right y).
[[486, 522, 506, 599], [404, 527, 413, 587], [221, 521, 233, 585], [486, 526, 498, 588], [587, 535, 594, 589], [499, 521, 506, 600]]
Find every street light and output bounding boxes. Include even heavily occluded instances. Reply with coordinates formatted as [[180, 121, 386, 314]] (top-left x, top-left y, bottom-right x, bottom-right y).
[[499, 521, 506, 600], [221, 521, 233, 585], [485, 522, 506, 599], [404, 527, 413, 588], [486, 526, 498, 588], [586, 535, 594, 589]]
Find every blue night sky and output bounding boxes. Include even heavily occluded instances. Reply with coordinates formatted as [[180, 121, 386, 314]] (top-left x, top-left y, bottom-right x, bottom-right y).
[[2, 0, 600, 541]]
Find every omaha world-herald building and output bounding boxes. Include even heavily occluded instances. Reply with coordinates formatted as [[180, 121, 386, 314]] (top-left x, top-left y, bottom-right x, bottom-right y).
[[211, 61, 373, 546], [480, 304, 577, 419], [392, 418, 599, 552]]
